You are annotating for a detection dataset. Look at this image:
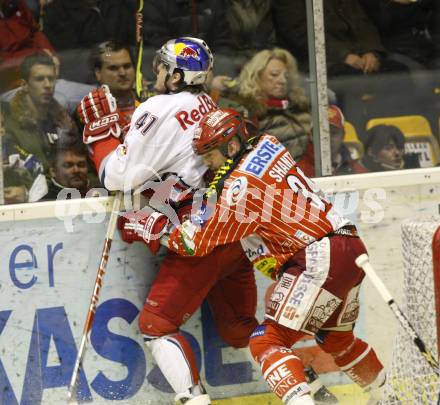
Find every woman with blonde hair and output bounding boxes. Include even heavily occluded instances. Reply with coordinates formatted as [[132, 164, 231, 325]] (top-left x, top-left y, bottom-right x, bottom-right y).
[[238, 48, 311, 159]]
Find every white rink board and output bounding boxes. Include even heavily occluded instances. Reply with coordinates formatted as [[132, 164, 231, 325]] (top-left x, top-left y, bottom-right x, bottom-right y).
[[0, 217, 275, 405], [0, 167, 439, 404]]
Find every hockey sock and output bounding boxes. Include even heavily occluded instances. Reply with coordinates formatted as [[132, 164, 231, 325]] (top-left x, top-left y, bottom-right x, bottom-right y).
[[260, 348, 311, 404]]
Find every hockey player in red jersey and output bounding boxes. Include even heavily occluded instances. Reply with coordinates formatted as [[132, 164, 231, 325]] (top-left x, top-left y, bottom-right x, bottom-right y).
[[120, 108, 387, 405], [77, 38, 259, 405]]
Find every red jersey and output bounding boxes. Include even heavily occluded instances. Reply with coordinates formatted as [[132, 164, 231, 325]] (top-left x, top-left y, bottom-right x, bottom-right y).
[[167, 135, 351, 279]]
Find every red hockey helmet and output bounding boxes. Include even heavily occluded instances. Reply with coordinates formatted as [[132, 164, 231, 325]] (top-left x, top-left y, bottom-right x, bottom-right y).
[[192, 108, 257, 155]]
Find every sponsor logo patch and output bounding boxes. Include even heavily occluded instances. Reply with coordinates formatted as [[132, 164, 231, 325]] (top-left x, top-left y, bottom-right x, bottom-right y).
[[255, 257, 277, 278], [241, 139, 283, 178], [175, 43, 201, 60], [226, 176, 248, 206], [175, 95, 216, 130], [250, 324, 266, 338]]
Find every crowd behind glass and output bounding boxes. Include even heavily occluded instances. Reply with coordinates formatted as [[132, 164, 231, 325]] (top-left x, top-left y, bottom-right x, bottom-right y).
[[1, 0, 439, 204]]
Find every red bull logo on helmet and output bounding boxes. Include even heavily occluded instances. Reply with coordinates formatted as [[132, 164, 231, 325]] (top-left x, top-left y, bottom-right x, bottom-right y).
[[175, 43, 201, 60]]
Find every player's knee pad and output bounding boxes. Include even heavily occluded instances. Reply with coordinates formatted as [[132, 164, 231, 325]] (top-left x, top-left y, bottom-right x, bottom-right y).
[[138, 308, 178, 336], [216, 317, 258, 348], [249, 324, 276, 362], [315, 329, 354, 354], [249, 322, 304, 362], [316, 330, 383, 388]]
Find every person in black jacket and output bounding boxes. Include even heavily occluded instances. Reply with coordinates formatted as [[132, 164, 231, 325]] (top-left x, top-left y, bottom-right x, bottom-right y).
[[272, 0, 408, 76], [41, 138, 94, 200], [359, 0, 440, 71]]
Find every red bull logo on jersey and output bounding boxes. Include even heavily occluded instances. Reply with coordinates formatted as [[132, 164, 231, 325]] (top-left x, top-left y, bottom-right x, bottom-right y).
[[175, 43, 201, 60], [175, 94, 217, 130]]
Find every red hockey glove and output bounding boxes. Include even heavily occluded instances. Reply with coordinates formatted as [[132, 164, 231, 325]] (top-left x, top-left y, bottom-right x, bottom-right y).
[[118, 210, 169, 254], [77, 85, 117, 124], [78, 85, 130, 172], [82, 110, 127, 172], [83, 111, 126, 145]]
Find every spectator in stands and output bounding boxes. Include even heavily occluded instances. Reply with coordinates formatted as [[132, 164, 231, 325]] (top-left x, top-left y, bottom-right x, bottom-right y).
[[1, 106, 48, 204], [1, 108, 28, 204], [89, 41, 137, 121], [0, 0, 57, 92], [297, 105, 368, 177], [3, 166, 33, 204], [1, 44, 95, 114], [41, 0, 136, 83], [1, 53, 77, 180], [1, 76, 95, 115], [361, 124, 420, 171], [41, 139, 93, 200], [272, 0, 408, 76], [237, 48, 311, 160], [359, 0, 440, 71]]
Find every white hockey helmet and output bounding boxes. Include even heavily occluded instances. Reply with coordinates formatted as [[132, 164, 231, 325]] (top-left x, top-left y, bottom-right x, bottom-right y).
[[155, 37, 214, 86]]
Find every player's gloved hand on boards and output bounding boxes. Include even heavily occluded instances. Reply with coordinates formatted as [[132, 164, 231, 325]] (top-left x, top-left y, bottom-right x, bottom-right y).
[[118, 210, 169, 254]]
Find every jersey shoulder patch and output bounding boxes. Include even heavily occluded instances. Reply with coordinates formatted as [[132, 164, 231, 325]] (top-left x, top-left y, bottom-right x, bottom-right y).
[[225, 176, 248, 206], [239, 136, 285, 178]]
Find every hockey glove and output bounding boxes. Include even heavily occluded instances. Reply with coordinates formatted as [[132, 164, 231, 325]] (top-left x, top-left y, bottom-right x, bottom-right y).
[[83, 111, 126, 145], [78, 86, 130, 172], [77, 85, 117, 124], [118, 210, 169, 254]]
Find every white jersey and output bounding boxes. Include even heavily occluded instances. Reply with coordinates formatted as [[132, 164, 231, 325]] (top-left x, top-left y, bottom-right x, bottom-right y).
[[100, 91, 217, 191]]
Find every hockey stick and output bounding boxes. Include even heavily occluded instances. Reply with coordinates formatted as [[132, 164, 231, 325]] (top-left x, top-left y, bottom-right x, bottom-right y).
[[355, 253, 440, 376], [67, 191, 123, 402], [135, 0, 144, 99]]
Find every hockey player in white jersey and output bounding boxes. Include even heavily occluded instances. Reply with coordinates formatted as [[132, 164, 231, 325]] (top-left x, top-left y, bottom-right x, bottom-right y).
[[77, 38, 260, 405], [79, 38, 217, 192]]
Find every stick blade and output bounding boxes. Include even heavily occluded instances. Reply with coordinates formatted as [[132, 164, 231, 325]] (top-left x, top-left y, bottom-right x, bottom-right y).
[[66, 391, 79, 404]]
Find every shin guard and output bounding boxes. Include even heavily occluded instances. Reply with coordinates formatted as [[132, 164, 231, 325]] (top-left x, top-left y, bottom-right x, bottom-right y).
[[250, 325, 311, 404], [260, 348, 311, 403], [144, 333, 200, 394], [317, 331, 384, 389]]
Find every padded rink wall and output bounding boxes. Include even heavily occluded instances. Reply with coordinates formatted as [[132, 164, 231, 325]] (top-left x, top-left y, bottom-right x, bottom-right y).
[[0, 168, 439, 405]]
